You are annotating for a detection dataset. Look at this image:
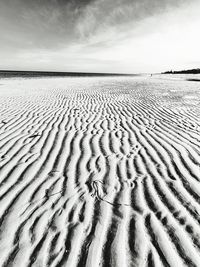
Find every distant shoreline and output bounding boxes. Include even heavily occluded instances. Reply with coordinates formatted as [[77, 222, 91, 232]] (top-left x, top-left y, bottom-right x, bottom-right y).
[[162, 68, 200, 75], [0, 70, 138, 78]]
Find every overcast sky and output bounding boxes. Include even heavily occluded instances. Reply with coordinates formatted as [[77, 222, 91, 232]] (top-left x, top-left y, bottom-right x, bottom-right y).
[[0, 0, 200, 73]]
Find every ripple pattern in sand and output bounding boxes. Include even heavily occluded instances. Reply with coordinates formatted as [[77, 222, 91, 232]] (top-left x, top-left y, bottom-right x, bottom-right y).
[[0, 77, 200, 266]]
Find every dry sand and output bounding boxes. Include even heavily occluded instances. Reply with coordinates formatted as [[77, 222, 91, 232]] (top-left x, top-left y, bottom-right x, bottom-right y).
[[0, 76, 200, 266]]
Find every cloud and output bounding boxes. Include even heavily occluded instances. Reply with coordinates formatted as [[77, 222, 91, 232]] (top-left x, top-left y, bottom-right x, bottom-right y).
[[0, 0, 199, 72], [0, 0, 191, 49]]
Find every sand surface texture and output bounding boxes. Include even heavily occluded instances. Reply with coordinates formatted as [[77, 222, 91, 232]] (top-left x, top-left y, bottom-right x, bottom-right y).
[[0, 76, 200, 267]]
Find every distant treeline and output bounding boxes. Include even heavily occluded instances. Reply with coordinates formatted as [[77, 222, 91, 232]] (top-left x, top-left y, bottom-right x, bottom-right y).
[[0, 70, 136, 78], [163, 68, 200, 74]]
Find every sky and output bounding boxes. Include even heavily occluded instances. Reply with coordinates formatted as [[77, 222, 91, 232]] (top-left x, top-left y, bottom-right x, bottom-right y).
[[0, 0, 200, 73]]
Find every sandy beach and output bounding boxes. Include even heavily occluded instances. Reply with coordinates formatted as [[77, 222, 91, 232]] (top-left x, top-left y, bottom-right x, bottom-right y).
[[0, 76, 200, 266]]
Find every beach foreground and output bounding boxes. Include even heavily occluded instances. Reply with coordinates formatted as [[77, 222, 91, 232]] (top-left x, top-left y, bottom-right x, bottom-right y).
[[0, 76, 200, 266]]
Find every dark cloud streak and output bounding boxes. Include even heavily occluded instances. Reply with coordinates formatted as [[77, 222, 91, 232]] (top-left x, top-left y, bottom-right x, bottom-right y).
[[0, 0, 96, 50], [0, 0, 189, 49], [0, 0, 198, 72]]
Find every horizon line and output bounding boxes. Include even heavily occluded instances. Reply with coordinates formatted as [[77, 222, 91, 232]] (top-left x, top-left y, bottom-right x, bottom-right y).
[[0, 69, 143, 77]]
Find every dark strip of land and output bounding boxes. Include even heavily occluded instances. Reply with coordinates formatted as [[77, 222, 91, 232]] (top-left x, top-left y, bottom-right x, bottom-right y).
[[186, 79, 200, 82], [162, 68, 200, 74]]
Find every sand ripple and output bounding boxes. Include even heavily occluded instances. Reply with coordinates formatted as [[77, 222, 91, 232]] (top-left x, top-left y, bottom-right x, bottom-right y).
[[0, 77, 200, 266]]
